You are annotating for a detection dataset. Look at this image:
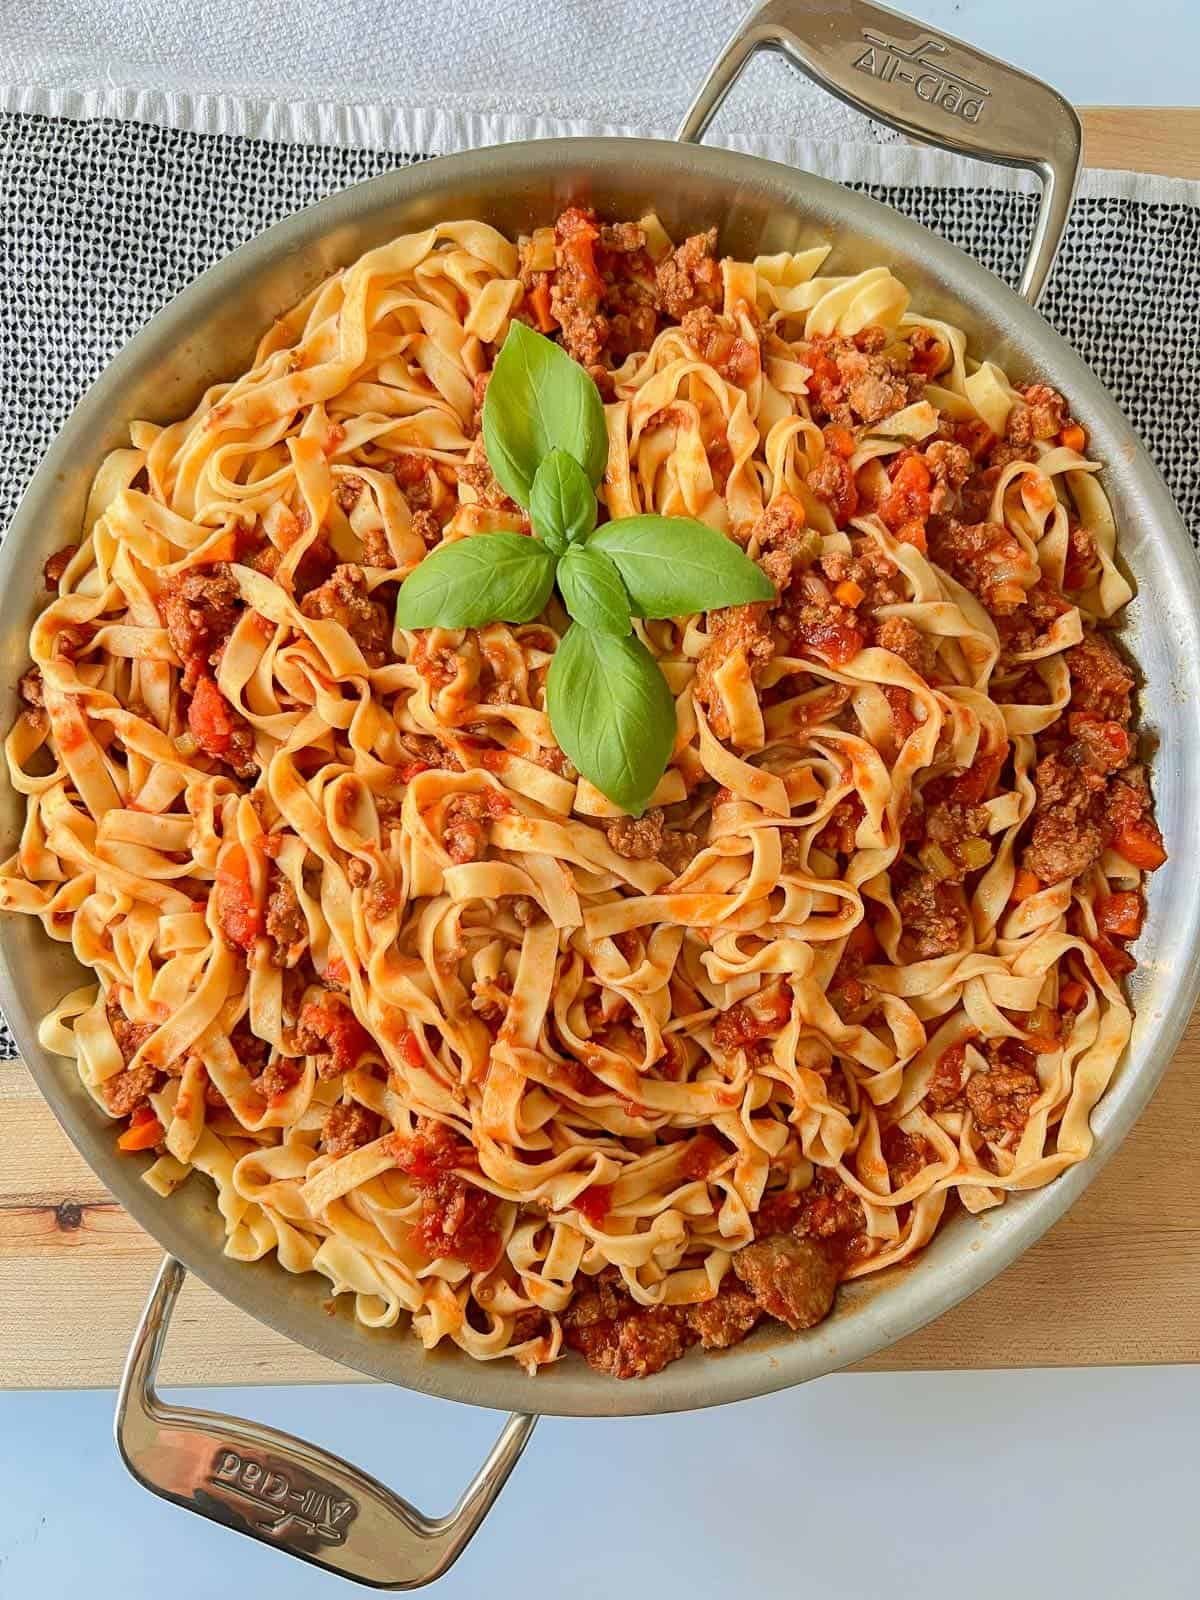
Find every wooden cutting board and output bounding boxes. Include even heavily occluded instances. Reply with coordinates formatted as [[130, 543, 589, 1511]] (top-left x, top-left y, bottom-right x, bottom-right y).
[[2, 107, 1197, 1390]]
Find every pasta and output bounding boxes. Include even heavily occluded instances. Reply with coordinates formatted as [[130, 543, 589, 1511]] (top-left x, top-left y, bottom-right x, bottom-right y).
[[0, 207, 1166, 1380]]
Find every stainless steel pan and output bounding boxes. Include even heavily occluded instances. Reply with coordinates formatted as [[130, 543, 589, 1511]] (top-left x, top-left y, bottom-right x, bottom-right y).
[[4, 0, 1198, 1586]]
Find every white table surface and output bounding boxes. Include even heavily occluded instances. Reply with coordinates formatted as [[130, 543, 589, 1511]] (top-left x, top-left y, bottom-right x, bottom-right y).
[[3, 2, 1198, 1595]]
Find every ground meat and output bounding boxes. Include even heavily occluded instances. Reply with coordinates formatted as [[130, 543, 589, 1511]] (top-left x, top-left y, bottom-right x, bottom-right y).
[[187, 675, 257, 779], [441, 789, 511, 864], [924, 439, 974, 514], [794, 1169, 867, 1242], [927, 516, 1030, 615], [874, 615, 934, 678], [881, 1125, 932, 1188], [106, 999, 156, 1062], [457, 455, 521, 512], [920, 799, 991, 883], [230, 1017, 269, 1077], [753, 494, 821, 583], [895, 871, 968, 959], [604, 808, 698, 876], [693, 601, 775, 739], [965, 1065, 1041, 1143], [540, 208, 659, 368], [846, 361, 908, 426], [925, 1041, 969, 1111], [43, 544, 79, 588], [801, 329, 916, 431], [358, 523, 392, 568], [158, 564, 241, 685], [684, 1282, 763, 1349], [1063, 522, 1097, 589], [805, 452, 859, 526], [300, 564, 390, 667], [257, 1057, 302, 1101], [321, 1101, 380, 1156], [1065, 716, 1132, 776], [510, 1308, 552, 1346], [547, 207, 608, 367], [1019, 751, 1106, 884], [679, 306, 757, 386], [410, 509, 442, 548], [1007, 383, 1069, 446], [18, 668, 44, 706], [561, 1272, 695, 1379], [101, 1061, 158, 1116], [1021, 809, 1104, 885], [1066, 633, 1134, 724], [655, 228, 722, 319], [731, 1234, 840, 1330], [925, 439, 973, 487], [713, 985, 791, 1053], [366, 879, 399, 920], [502, 895, 540, 927], [294, 998, 372, 1080], [265, 872, 307, 967]]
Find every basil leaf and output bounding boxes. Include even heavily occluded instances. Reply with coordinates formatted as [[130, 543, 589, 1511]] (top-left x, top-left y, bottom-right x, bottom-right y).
[[530, 449, 597, 553], [558, 545, 631, 636], [588, 515, 775, 617], [546, 624, 676, 816], [482, 322, 608, 508], [395, 532, 556, 629]]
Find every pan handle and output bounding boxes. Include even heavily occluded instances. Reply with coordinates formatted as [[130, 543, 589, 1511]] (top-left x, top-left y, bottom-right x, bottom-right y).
[[675, 0, 1082, 306], [114, 1256, 537, 1590]]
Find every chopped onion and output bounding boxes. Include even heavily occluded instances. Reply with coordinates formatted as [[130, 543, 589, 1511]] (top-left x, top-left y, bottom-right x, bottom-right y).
[[960, 837, 993, 870], [919, 842, 955, 880]]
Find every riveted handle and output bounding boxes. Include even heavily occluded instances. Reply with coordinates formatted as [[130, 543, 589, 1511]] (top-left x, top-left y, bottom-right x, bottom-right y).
[[676, 0, 1082, 305], [115, 1257, 537, 1590]]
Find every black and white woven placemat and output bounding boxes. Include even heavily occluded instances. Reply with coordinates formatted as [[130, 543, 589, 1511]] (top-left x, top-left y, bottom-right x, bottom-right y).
[[1, 110, 1198, 1061]]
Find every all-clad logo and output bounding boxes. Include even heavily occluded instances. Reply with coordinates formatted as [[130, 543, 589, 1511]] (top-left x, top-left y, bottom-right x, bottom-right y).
[[852, 31, 990, 125], [208, 1447, 359, 1547]]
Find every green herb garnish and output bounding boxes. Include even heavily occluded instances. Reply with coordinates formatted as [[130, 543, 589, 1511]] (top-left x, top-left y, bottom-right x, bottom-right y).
[[396, 322, 772, 815]]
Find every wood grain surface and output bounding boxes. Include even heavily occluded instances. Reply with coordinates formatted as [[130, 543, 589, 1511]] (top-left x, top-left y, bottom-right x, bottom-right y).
[[1, 106, 1196, 1390]]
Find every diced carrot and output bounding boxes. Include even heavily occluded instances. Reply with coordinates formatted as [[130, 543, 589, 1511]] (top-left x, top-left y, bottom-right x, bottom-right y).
[[1010, 868, 1041, 903], [563, 230, 604, 297], [846, 919, 879, 961], [214, 842, 261, 951], [954, 418, 995, 460], [824, 424, 857, 460], [1024, 1035, 1060, 1055], [529, 277, 557, 333], [1113, 819, 1167, 871], [889, 454, 932, 493], [834, 579, 865, 608], [118, 1115, 164, 1152], [1059, 423, 1087, 453], [880, 453, 932, 532], [1059, 980, 1087, 1011], [893, 518, 928, 552], [188, 675, 237, 758], [1097, 891, 1143, 940]]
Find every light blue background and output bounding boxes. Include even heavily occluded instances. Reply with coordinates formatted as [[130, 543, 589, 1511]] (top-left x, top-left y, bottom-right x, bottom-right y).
[[4, 2, 1198, 1596]]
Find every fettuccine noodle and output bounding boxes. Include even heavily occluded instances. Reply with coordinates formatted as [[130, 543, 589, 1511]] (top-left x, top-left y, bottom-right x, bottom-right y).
[[0, 208, 1165, 1379]]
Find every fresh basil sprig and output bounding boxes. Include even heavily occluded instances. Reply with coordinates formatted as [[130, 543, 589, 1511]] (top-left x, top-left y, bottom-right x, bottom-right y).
[[557, 546, 631, 637], [530, 450, 596, 553], [546, 626, 676, 816], [394, 531, 556, 628], [483, 321, 607, 507], [396, 321, 774, 815]]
